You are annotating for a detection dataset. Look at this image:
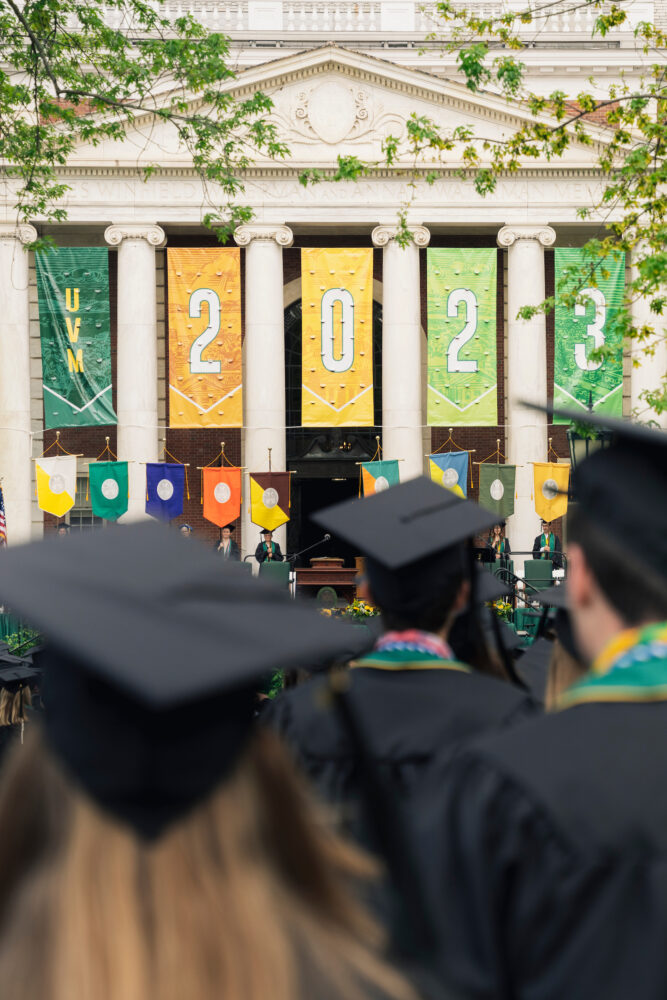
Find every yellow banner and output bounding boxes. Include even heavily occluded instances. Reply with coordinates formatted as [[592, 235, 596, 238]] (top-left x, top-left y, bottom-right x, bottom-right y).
[[167, 248, 242, 428], [534, 462, 570, 521], [301, 248, 373, 427]]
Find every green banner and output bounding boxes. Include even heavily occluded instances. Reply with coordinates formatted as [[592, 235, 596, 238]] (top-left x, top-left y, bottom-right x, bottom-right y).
[[554, 249, 625, 422], [36, 247, 116, 428], [479, 463, 515, 519], [427, 248, 497, 426], [89, 461, 128, 521]]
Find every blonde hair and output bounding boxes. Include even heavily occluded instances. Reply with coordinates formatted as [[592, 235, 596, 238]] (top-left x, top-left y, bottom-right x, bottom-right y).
[[0, 687, 31, 727], [0, 728, 415, 1000]]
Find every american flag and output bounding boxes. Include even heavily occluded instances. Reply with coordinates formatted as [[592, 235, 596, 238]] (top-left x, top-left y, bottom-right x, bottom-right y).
[[0, 487, 7, 546]]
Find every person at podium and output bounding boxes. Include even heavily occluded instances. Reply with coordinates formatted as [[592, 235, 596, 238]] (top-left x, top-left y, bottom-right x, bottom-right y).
[[215, 525, 240, 562], [255, 528, 284, 565], [487, 522, 511, 561], [532, 519, 562, 567]]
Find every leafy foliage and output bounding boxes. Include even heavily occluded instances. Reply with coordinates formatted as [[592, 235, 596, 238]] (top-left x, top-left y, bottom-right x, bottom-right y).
[[0, 0, 289, 246], [303, 1, 667, 416]]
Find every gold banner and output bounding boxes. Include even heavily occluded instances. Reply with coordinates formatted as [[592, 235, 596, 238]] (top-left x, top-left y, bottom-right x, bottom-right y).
[[301, 248, 373, 427], [167, 248, 242, 427]]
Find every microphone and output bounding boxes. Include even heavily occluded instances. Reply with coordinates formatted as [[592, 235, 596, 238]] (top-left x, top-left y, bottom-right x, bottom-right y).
[[324, 533, 331, 541]]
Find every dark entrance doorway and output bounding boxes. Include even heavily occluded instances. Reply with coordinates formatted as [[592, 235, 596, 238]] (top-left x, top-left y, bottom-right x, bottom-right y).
[[288, 475, 358, 567], [284, 298, 383, 565]]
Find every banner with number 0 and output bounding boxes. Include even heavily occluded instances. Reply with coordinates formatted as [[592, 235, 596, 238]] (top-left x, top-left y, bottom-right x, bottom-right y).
[[427, 248, 497, 426], [167, 248, 242, 428], [301, 248, 374, 427], [553, 248, 625, 422]]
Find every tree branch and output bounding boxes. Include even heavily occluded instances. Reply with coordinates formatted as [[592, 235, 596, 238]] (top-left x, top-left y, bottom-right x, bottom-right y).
[[5, 0, 61, 96]]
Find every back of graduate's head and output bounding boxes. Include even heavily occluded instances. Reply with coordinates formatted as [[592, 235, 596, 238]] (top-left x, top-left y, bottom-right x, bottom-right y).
[[567, 505, 667, 628], [0, 727, 415, 1000], [566, 435, 667, 664], [363, 543, 468, 634]]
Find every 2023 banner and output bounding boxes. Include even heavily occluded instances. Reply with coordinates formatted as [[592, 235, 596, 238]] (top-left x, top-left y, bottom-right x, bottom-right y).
[[36, 247, 117, 429], [167, 248, 242, 428], [301, 248, 374, 427], [553, 249, 625, 420], [427, 248, 498, 427]]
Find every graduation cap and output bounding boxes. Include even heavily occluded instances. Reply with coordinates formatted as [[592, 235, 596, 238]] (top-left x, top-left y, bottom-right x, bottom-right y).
[[222, 524, 236, 533], [0, 662, 41, 689], [0, 523, 361, 840], [526, 401, 667, 582], [313, 477, 497, 615], [532, 584, 569, 610], [515, 637, 553, 704], [475, 567, 511, 605]]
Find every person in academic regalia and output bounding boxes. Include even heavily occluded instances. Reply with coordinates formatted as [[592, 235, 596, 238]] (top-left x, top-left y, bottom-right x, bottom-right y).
[[487, 522, 511, 561], [215, 524, 240, 562], [0, 525, 417, 1000], [532, 518, 562, 567], [255, 528, 284, 564], [420, 408, 667, 1000], [0, 664, 39, 767], [264, 478, 537, 856]]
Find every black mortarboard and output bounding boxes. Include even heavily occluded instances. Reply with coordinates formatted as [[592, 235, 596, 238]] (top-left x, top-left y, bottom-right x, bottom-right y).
[[0, 662, 41, 689], [526, 402, 667, 581], [0, 523, 360, 839], [314, 477, 496, 570], [475, 568, 511, 604], [260, 528, 273, 535], [532, 584, 569, 610], [222, 523, 236, 532], [515, 637, 553, 703], [314, 478, 497, 615]]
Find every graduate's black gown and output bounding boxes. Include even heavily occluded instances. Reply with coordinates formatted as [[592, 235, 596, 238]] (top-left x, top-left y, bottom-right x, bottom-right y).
[[420, 700, 667, 1000], [265, 662, 537, 844]]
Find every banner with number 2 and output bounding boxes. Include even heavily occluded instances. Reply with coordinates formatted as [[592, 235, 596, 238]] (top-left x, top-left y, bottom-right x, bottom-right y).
[[167, 248, 242, 428], [427, 248, 497, 427]]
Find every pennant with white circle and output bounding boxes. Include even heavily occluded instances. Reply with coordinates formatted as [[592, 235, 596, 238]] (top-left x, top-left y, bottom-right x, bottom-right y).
[[202, 466, 241, 528], [146, 462, 185, 521], [88, 460, 129, 521]]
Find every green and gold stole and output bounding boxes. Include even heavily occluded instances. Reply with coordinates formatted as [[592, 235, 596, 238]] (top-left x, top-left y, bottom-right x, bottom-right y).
[[559, 622, 667, 708], [351, 648, 470, 673]]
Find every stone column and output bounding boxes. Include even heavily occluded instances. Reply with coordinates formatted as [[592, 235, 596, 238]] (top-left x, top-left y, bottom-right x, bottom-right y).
[[234, 224, 293, 559], [372, 225, 429, 480], [629, 248, 667, 429], [105, 224, 166, 521], [497, 225, 556, 573], [0, 225, 38, 544]]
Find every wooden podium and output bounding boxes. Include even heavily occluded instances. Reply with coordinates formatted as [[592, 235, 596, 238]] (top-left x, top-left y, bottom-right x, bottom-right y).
[[295, 556, 359, 603]]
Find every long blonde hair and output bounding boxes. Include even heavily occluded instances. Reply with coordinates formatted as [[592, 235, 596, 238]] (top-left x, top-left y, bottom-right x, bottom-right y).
[[0, 686, 31, 727], [0, 728, 414, 1000]]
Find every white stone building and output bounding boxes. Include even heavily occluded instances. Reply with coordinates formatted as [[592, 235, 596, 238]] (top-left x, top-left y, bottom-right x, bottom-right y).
[[1, 1, 665, 562]]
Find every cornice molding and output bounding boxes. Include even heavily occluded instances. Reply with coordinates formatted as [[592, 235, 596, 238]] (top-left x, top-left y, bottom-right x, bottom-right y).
[[104, 223, 166, 247], [0, 224, 38, 245], [497, 225, 557, 248], [233, 224, 294, 247], [372, 224, 430, 247], [51, 163, 608, 181]]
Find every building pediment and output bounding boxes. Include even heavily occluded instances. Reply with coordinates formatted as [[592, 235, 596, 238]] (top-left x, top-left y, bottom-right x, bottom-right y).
[[68, 44, 608, 171]]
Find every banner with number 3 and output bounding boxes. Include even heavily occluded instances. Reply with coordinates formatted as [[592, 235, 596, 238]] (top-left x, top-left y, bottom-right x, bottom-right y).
[[427, 248, 498, 426], [553, 248, 625, 421], [167, 248, 242, 428]]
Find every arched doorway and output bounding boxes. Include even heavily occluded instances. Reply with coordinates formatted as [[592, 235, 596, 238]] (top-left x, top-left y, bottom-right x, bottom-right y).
[[284, 299, 383, 566]]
